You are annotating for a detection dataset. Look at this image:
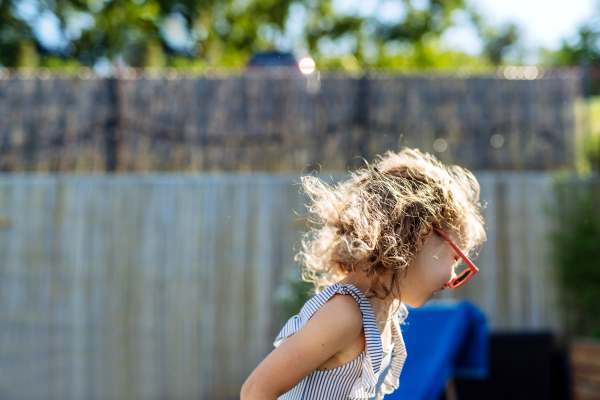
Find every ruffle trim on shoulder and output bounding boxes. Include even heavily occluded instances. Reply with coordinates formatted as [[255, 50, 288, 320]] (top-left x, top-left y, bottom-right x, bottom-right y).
[[372, 306, 409, 400], [397, 302, 409, 325], [273, 283, 362, 348]]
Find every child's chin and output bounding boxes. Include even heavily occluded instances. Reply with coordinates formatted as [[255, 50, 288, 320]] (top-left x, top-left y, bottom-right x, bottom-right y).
[[407, 297, 430, 308]]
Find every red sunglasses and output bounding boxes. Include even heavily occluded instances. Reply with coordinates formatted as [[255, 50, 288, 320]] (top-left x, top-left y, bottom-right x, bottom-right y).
[[432, 227, 479, 290]]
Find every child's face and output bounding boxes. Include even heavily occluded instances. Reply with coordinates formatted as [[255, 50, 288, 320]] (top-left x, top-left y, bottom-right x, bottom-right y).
[[402, 227, 463, 308]]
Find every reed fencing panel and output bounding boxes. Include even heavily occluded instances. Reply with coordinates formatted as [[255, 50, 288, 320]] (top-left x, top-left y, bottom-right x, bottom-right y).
[[0, 172, 574, 400], [0, 70, 582, 172]]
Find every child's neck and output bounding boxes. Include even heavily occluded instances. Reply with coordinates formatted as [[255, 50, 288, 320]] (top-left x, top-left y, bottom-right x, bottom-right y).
[[338, 271, 392, 299], [338, 271, 395, 318]]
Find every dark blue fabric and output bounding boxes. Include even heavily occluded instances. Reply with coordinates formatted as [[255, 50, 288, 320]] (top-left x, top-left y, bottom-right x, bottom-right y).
[[386, 300, 489, 400]]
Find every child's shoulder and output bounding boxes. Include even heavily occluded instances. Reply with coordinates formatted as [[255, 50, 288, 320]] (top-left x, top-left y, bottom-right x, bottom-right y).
[[275, 283, 367, 348], [306, 290, 363, 330], [300, 292, 364, 343], [324, 292, 364, 319]]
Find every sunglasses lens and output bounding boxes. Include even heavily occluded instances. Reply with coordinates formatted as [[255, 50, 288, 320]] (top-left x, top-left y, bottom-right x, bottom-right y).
[[453, 270, 472, 285]]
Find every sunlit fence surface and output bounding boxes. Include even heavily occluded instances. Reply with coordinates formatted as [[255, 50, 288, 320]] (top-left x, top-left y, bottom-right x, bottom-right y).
[[0, 69, 581, 173], [0, 172, 571, 400]]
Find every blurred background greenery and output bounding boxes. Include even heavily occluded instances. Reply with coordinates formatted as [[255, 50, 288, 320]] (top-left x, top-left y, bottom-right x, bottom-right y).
[[1, 0, 599, 76], [549, 174, 600, 339]]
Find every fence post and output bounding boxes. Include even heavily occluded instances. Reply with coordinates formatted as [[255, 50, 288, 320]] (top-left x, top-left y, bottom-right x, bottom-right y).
[[106, 77, 120, 172], [582, 62, 592, 99], [354, 74, 369, 165]]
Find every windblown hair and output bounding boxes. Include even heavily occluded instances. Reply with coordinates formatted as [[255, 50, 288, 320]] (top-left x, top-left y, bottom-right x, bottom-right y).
[[295, 148, 487, 322]]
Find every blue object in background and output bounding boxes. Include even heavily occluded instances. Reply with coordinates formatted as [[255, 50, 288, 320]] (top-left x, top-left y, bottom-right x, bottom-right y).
[[387, 300, 489, 400], [247, 51, 299, 68]]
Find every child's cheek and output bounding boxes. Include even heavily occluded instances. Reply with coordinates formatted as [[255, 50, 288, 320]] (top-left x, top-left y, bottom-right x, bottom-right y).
[[442, 261, 455, 283]]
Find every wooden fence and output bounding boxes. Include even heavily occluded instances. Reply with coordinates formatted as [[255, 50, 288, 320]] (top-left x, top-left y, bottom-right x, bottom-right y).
[[0, 172, 569, 400], [0, 69, 582, 173]]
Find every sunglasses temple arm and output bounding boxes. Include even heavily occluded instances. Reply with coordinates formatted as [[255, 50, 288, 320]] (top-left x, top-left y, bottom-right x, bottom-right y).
[[444, 240, 479, 273]]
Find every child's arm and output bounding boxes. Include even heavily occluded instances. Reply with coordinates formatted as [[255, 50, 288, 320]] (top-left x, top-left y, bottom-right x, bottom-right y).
[[240, 294, 364, 400]]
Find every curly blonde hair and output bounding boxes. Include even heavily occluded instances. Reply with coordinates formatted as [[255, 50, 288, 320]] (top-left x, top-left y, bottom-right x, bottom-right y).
[[295, 148, 487, 321]]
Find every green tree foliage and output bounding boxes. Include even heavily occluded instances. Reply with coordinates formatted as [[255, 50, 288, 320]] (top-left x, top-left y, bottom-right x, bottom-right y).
[[547, 26, 600, 67], [73, 0, 163, 66], [480, 22, 523, 65], [541, 3, 599, 93], [0, 0, 38, 66], [541, 1, 599, 68], [311, 0, 500, 69], [580, 98, 600, 173], [548, 176, 600, 339], [275, 269, 316, 322], [0, 0, 521, 69], [0, 0, 297, 67]]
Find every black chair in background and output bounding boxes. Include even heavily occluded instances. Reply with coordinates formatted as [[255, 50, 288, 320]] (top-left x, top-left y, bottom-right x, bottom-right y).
[[440, 332, 571, 400]]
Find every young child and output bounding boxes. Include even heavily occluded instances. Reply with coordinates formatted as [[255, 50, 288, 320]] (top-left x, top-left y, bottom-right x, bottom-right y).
[[241, 148, 487, 400]]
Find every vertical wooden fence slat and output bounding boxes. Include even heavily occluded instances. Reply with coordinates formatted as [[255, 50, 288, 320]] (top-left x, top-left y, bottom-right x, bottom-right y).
[[494, 177, 511, 328], [200, 177, 217, 399], [232, 179, 250, 387], [525, 174, 544, 330], [538, 176, 561, 330], [72, 178, 87, 400], [505, 175, 525, 329], [478, 172, 499, 330]]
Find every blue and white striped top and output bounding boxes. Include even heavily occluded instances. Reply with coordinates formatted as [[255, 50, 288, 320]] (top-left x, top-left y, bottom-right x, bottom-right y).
[[273, 283, 408, 400]]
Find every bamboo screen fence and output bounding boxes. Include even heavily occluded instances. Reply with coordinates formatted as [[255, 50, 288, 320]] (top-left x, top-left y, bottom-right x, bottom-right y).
[[0, 172, 569, 400], [0, 70, 581, 173]]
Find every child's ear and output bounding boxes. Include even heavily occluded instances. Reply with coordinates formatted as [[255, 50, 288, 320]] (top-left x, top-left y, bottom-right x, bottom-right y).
[[418, 226, 435, 249]]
